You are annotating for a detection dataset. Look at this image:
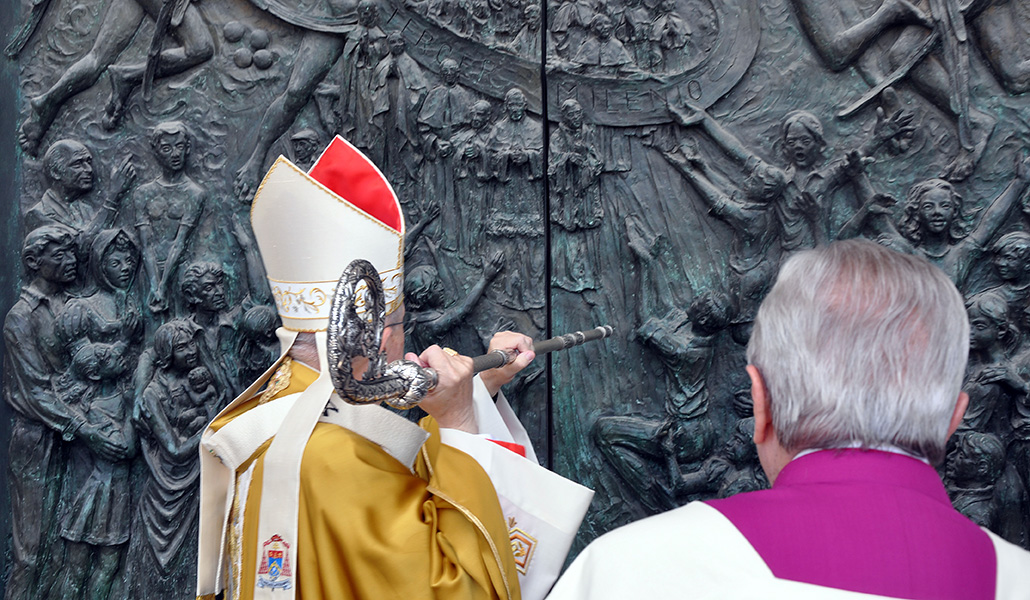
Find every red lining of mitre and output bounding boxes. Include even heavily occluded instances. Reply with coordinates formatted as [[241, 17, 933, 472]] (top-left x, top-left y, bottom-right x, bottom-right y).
[[307, 136, 403, 233]]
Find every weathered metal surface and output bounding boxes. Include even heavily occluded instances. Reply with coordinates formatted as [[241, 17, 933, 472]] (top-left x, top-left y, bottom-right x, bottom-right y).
[[5, 0, 1030, 596]]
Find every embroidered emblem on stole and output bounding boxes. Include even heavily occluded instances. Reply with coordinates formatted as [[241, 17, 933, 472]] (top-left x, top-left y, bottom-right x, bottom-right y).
[[257, 534, 293, 590], [508, 517, 537, 574]]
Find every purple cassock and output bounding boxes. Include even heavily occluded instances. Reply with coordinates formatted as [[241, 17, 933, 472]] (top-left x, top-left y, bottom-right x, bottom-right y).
[[546, 447, 1030, 599], [707, 449, 996, 599]]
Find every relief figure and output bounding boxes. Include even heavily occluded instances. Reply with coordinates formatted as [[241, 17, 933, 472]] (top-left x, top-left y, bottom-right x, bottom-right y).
[[675, 417, 769, 500], [461, 0, 493, 42], [945, 430, 1030, 548], [404, 251, 505, 354], [452, 99, 496, 260], [417, 58, 476, 253], [371, 32, 428, 201], [660, 140, 782, 328], [180, 262, 243, 394], [648, 0, 691, 73], [3, 226, 125, 600], [235, 305, 281, 388], [788, 0, 995, 179], [962, 291, 1023, 439], [668, 102, 913, 253], [56, 229, 144, 387], [571, 14, 634, 76], [127, 319, 212, 596], [133, 122, 205, 315], [594, 293, 729, 514], [486, 88, 545, 311], [53, 341, 136, 600], [616, 0, 657, 69], [945, 431, 1008, 530], [51, 229, 144, 596], [489, 0, 524, 46], [508, 3, 543, 59], [983, 232, 1030, 335], [288, 129, 322, 170], [550, 99, 605, 293], [865, 155, 1030, 287], [18, 0, 214, 155], [26, 140, 136, 256], [551, 0, 596, 59], [131, 260, 237, 421], [1011, 348, 1030, 507]]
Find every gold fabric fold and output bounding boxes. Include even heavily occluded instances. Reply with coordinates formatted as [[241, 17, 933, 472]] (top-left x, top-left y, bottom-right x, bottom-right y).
[[223, 361, 520, 600]]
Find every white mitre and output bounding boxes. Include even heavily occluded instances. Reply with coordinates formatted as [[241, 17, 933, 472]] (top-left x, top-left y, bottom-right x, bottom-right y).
[[197, 136, 405, 600], [253, 135, 404, 330]]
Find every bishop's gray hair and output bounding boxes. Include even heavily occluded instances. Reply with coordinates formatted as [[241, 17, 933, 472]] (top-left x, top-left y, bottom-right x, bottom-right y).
[[746, 239, 968, 465]]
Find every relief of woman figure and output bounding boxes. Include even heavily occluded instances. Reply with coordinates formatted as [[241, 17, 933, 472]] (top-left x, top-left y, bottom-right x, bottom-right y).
[[128, 318, 217, 596], [57, 229, 144, 358], [51, 228, 144, 598], [133, 122, 205, 315], [867, 154, 1030, 289]]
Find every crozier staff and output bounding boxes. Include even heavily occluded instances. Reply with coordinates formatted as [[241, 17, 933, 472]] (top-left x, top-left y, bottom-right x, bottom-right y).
[[197, 136, 593, 600], [323, 264, 614, 408]]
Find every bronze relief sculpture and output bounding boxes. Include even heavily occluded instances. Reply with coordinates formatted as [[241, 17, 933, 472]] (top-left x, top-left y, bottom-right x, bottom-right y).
[[7, 0, 1030, 596]]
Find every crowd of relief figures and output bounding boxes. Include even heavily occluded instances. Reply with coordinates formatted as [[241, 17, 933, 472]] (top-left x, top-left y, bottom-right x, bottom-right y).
[[6, 0, 1030, 596]]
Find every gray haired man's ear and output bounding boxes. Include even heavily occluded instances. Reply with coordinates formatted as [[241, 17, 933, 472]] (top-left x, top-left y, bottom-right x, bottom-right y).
[[748, 364, 796, 485]]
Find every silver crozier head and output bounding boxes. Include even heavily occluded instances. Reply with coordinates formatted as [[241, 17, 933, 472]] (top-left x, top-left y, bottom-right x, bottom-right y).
[[327, 259, 435, 408]]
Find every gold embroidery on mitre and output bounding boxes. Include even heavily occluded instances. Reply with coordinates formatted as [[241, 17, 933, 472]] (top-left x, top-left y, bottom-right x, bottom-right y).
[[269, 283, 331, 318], [507, 517, 537, 575], [258, 357, 293, 405]]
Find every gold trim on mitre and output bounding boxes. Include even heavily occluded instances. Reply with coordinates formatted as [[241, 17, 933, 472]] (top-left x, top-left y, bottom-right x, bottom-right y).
[[250, 155, 405, 332]]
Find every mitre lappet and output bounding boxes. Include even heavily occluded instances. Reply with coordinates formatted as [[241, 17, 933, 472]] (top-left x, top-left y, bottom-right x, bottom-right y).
[[197, 136, 410, 600]]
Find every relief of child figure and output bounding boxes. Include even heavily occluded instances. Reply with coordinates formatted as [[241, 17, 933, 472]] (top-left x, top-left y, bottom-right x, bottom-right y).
[[945, 431, 1007, 530], [985, 232, 1030, 334], [872, 155, 1030, 289], [944, 430, 1030, 549], [183, 366, 219, 433], [234, 304, 280, 389], [962, 291, 1026, 439], [54, 341, 136, 599]]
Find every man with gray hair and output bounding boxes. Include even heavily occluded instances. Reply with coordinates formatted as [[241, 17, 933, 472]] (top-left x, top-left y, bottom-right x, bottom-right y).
[[548, 239, 1030, 599]]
